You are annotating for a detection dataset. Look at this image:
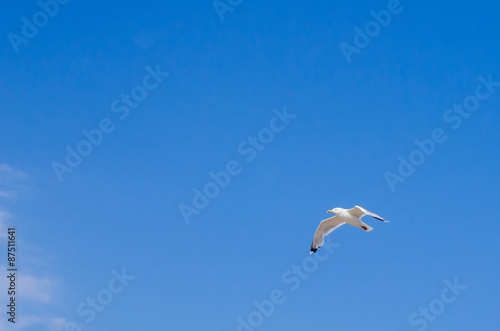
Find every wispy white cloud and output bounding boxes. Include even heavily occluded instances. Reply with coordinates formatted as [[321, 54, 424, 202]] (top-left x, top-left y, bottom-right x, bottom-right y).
[[0, 163, 13, 171], [0, 210, 9, 241], [0, 164, 66, 330], [0, 190, 17, 199], [20, 274, 54, 303], [0, 163, 29, 183], [0, 267, 59, 307], [11, 315, 44, 329], [0, 268, 66, 330], [0, 315, 68, 330], [48, 317, 68, 331]]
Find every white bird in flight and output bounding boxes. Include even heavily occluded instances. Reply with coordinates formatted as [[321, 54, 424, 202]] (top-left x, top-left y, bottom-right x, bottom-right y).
[[310, 206, 388, 254]]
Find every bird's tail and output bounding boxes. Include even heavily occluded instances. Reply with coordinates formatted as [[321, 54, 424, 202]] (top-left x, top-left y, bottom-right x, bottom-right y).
[[359, 223, 373, 232]]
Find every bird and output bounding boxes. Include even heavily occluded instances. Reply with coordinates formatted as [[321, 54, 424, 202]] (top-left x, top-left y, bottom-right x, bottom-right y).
[[310, 206, 388, 254]]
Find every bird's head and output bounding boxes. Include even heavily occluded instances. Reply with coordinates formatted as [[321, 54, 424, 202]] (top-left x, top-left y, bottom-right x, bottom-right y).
[[327, 207, 342, 214]]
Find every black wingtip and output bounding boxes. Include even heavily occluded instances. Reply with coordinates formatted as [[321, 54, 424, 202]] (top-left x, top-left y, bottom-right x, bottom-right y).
[[310, 246, 318, 254]]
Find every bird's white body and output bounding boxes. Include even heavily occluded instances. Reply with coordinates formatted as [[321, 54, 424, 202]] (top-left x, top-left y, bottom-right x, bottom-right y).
[[335, 208, 373, 232], [310, 206, 388, 254]]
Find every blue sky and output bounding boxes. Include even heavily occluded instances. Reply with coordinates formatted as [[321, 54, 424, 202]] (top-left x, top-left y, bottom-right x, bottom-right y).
[[1, 0, 500, 330]]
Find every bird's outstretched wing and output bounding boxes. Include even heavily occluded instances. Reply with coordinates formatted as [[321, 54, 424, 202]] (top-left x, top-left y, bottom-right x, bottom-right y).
[[310, 216, 345, 254], [348, 206, 388, 222]]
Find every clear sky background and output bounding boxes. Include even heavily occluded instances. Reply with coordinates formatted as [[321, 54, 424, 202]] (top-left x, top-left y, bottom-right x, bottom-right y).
[[1, 0, 499, 330]]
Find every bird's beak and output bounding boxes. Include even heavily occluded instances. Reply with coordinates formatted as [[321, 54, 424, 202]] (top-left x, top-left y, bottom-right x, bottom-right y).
[[327, 210, 333, 213]]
